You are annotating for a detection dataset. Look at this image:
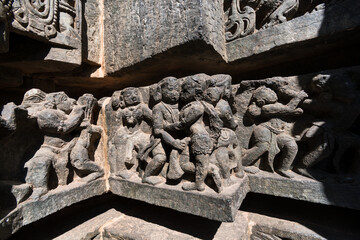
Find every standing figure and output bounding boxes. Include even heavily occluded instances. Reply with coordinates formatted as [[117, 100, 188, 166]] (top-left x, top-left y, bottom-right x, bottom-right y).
[[294, 74, 360, 178], [110, 87, 152, 179], [23, 91, 85, 199], [70, 94, 104, 183], [177, 75, 222, 192], [142, 77, 193, 185], [242, 83, 307, 178], [205, 75, 244, 187]]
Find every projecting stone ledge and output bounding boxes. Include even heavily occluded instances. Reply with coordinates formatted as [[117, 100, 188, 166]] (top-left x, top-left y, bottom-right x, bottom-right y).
[[0, 179, 107, 240], [248, 171, 360, 211], [109, 176, 249, 222]]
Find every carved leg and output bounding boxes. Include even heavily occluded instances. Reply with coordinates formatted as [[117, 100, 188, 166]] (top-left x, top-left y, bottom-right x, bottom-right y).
[[142, 152, 166, 185], [54, 150, 70, 186], [182, 154, 209, 191], [116, 140, 135, 179], [167, 149, 184, 180], [242, 142, 269, 166], [293, 134, 333, 179], [73, 159, 104, 183], [180, 145, 195, 173], [25, 156, 52, 200], [276, 133, 298, 178], [209, 164, 223, 193]]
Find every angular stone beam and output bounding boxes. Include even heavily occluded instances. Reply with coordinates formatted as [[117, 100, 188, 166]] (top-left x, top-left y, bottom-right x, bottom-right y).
[[38, 0, 360, 90], [109, 176, 249, 222], [226, 0, 360, 73], [248, 171, 360, 211], [0, 179, 106, 240], [102, 0, 226, 76]]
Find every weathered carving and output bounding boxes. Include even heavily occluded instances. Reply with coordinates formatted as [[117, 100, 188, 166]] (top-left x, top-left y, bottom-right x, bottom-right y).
[[293, 73, 360, 178], [7, 0, 81, 48], [106, 74, 246, 194], [241, 79, 308, 178], [109, 87, 152, 180], [7, 89, 104, 203], [225, 0, 327, 41]]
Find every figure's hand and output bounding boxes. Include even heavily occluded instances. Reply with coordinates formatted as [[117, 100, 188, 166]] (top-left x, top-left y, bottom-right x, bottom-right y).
[[173, 139, 186, 151], [298, 90, 308, 99], [292, 108, 304, 115], [73, 105, 86, 113]]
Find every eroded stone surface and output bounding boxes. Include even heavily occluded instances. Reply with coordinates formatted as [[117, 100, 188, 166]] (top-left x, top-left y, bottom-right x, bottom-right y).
[[109, 176, 249, 222], [1, 67, 360, 237]]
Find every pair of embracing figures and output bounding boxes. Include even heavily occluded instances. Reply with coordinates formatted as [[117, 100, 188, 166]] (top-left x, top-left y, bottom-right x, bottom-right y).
[[113, 74, 243, 193]]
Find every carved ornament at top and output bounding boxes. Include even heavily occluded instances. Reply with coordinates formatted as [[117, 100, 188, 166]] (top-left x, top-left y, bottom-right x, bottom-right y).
[[225, 0, 328, 42]]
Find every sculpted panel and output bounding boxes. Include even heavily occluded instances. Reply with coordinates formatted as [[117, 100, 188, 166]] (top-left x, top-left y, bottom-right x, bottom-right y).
[[106, 71, 360, 194], [224, 0, 328, 42], [0, 89, 104, 209], [1, 69, 359, 232], [0, 0, 81, 52]]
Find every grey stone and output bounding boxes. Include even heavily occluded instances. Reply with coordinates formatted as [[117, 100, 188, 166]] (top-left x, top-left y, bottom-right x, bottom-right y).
[[248, 171, 360, 210], [0, 179, 106, 240], [102, 213, 198, 240], [54, 209, 121, 240], [103, 0, 225, 76], [109, 175, 249, 222], [83, 0, 102, 65], [227, 0, 360, 62]]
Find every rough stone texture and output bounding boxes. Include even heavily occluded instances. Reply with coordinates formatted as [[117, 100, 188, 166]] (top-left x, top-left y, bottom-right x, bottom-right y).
[[226, 0, 360, 69], [0, 179, 106, 240], [109, 176, 249, 222], [248, 171, 360, 211], [247, 212, 357, 240], [83, 0, 102, 65], [102, 213, 197, 240], [54, 209, 121, 240], [103, 0, 225, 76], [227, 0, 360, 62]]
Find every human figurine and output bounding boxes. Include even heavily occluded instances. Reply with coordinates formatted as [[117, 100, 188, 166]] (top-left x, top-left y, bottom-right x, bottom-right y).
[[294, 74, 360, 178], [176, 75, 223, 192], [242, 81, 308, 178], [142, 77, 193, 185], [69, 94, 104, 183], [205, 75, 244, 187], [22, 91, 85, 200], [110, 87, 152, 179]]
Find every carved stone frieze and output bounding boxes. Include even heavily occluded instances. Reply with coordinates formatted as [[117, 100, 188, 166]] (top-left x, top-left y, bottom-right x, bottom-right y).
[[225, 0, 328, 42], [0, 0, 81, 53], [1, 67, 360, 236]]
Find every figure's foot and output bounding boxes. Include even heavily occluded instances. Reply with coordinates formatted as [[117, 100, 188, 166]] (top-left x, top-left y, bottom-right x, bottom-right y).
[[182, 182, 205, 192], [244, 166, 260, 174], [30, 187, 48, 201], [116, 170, 133, 179], [167, 164, 184, 180], [278, 169, 297, 179], [12, 183, 32, 204], [142, 176, 164, 185]]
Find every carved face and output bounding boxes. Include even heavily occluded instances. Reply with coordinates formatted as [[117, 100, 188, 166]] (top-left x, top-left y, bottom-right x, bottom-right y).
[[161, 78, 180, 104], [123, 106, 141, 126], [55, 92, 76, 114], [205, 87, 222, 105], [253, 87, 278, 106], [311, 74, 330, 93], [121, 88, 141, 107]]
